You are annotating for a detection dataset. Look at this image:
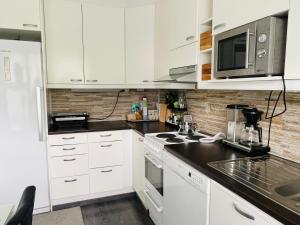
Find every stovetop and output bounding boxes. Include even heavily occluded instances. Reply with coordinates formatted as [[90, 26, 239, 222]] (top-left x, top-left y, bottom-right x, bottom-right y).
[[145, 132, 208, 146], [144, 131, 210, 160]]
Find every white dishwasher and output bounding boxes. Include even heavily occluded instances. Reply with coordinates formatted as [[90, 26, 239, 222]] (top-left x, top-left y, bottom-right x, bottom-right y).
[[163, 152, 210, 225]]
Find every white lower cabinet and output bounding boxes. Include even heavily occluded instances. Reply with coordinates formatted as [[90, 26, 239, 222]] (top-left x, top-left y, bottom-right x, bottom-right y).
[[50, 154, 89, 178], [89, 141, 123, 168], [90, 166, 123, 193], [47, 130, 132, 206], [88, 131, 123, 143], [210, 181, 282, 225], [51, 175, 90, 200], [132, 131, 146, 205], [47, 133, 88, 146], [48, 144, 88, 157]]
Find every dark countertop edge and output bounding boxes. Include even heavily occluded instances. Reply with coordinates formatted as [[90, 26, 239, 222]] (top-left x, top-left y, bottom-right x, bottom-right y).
[[48, 126, 132, 135], [131, 129, 146, 137], [165, 146, 300, 225], [48, 121, 178, 136]]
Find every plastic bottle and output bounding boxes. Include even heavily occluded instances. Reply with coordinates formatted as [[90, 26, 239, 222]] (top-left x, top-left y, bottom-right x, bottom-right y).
[[142, 97, 148, 120]]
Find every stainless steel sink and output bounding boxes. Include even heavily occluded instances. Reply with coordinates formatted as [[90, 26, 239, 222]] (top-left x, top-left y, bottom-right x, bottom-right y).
[[208, 155, 300, 215], [275, 182, 300, 197]]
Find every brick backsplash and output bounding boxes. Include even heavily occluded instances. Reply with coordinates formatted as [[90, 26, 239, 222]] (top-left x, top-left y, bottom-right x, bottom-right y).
[[47, 88, 300, 162], [186, 90, 300, 163], [47, 89, 160, 121]]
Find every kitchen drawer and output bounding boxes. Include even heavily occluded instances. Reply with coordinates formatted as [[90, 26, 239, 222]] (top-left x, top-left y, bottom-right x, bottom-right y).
[[89, 141, 123, 168], [48, 144, 88, 157], [90, 166, 123, 193], [50, 154, 89, 178], [210, 181, 282, 225], [144, 189, 163, 225], [87, 131, 123, 143], [51, 175, 89, 199], [48, 133, 87, 146]]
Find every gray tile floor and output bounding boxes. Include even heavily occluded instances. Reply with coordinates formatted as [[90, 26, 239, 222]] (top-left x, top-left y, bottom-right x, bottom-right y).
[[81, 197, 154, 225]]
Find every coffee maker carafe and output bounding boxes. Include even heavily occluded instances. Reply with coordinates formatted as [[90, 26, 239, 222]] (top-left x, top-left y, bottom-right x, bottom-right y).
[[239, 108, 263, 147]]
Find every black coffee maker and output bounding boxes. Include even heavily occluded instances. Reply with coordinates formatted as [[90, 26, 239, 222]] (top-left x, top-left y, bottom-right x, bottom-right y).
[[239, 107, 270, 154]]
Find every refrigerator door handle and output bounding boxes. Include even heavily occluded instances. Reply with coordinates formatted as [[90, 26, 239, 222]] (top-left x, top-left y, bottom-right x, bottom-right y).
[[36, 87, 45, 142], [4, 56, 11, 81]]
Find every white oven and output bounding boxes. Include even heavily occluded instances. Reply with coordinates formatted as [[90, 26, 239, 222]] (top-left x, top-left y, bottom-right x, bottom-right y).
[[143, 131, 209, 225]]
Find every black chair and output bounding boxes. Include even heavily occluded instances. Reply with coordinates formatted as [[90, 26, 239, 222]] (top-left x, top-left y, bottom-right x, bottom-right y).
[[6, 186, 36, 225]]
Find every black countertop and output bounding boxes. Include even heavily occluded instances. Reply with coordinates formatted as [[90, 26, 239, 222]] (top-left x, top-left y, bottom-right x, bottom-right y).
[[127, 121, 177, 136], [48, 121, 177, 136], [165, 142, 300, 225], [48, 120, 299, 224]]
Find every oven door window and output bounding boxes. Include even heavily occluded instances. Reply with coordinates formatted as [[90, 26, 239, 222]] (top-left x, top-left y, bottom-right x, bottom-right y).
[[145, 157, 163, 196], [218, 33, 247, 71]]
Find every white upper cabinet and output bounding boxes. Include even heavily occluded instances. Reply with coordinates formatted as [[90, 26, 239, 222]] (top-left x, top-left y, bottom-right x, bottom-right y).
[[125, 5, 155, 84], [83, 3, 125, 84], [0, 0, 40, 31], [285, 0, 299, 79], [213, 0, 289, 35], [154, 0, 171, 81], [44, 0, 84, 84], [169, 0, 198, 50]]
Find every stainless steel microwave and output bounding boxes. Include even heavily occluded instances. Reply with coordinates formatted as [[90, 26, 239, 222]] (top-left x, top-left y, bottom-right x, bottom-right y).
[[214, 16, 287, 79]]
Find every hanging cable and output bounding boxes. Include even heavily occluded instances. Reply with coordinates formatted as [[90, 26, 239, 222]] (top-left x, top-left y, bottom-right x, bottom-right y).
[[265, 75, 287, 146], [90, 90, 125, 121]]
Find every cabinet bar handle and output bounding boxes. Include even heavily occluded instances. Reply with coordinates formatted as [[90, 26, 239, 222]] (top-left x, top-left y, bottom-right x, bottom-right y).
[[186, 35, 195, 41], [62, 137, 75, 140], [213, 23, 226, 30], [64, 179, 77, 183], [101, 144, 113, 148], [86, 80, 98, 82], [62, 147, 76, 151], [233, 203, 255, 220], [70, 79, 82, 82], [63, 158, 76, 162], [143, 80, 150, 83], [101, 170, 113, 173], [23, 24, 38, 28], [100, 134, 112, 137]]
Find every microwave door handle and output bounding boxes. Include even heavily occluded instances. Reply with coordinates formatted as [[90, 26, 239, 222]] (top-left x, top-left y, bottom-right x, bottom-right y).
[[245, 28, 256, 69], [245, 29, 250, 69]]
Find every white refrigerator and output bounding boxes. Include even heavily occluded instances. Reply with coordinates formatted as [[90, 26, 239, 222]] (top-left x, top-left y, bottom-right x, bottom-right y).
[[0, 40, 50, 213]]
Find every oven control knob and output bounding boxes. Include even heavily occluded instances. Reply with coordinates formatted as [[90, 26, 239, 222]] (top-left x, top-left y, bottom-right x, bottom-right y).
[[257, 49, 267, 58], [258, 34, 267, 43]]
